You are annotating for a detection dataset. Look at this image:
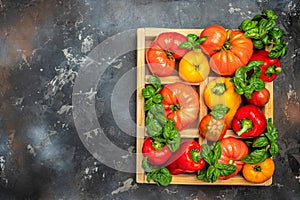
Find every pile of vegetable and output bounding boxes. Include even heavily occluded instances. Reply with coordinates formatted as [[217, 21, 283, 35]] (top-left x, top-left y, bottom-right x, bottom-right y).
[[140, 9, 286, 186]]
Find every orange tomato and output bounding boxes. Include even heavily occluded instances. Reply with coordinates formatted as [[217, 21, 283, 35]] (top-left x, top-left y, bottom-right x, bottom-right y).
[[242, 158, 275, 183], [179, 50, 210, 83]]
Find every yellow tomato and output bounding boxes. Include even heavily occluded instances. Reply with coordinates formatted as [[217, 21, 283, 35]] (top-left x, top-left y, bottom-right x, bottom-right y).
[[242, 158, 275, 183], [179, 50, 210, 83]]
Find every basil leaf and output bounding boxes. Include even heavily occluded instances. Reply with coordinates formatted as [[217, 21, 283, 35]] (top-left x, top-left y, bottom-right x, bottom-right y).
[[152, 94, 163, 104], [252, 136, 269, 148], [239, 19, 258, 31], [244, 27, 260, 39], [263, 9, 278, 20], [269, 43, 287, 58], [167, 132, 180, 152], [179, 42, 193, 49], [216, 164, 236, 176], [142, 156, 153, 173], [207, 165, 216, 180], [187, 33, 198, 43], [146, 168, 172, 186], [146, 113, 162, 137], [147, 75, 161, 91], [264, 118, 278, 142], [269, 142, 279, 157], [201, 144, 213, 165], [212, 168, 220, 183], [253, 39, 264, 49], [197, 167, 210, 182], [196, 36, 207, 45], [212, 141, 222, 164], [144, 99, 154, 111], [242, 149, 269, 164], [269, 27, 286, 40], [210, 104, 230, 120], [142, 85, 155, 98]]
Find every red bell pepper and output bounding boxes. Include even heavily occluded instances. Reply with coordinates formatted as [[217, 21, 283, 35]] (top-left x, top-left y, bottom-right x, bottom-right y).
[[232, 104, 267, 138], [250, 50, 282, 82], [142, 137, 172, 166], [166, 140, 205, 175]]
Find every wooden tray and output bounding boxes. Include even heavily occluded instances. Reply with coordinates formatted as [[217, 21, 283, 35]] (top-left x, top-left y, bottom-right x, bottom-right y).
[[136, 28, 274, 186]]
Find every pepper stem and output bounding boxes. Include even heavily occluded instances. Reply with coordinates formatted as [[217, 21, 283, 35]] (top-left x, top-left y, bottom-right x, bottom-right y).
[[265, 65, 282, 77], [190, 149, 201, 162], [152, 140, 164, 150], [211, 83, 226, 95], [237, 118, 253, 136]]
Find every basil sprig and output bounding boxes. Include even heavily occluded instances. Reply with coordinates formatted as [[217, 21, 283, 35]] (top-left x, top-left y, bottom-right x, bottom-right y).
[[142, 75, 180, 152], [197, 141, 236, 183], [242, 118, 279, 164], [231, 60, 265, 99], [142, 157, 172, 186], [239, 9, 287, 58]]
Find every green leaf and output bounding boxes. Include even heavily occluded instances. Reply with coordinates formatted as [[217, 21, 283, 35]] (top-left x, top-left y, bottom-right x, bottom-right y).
[[253, 39, 264, 49], [252, 136, 269, 148], [239, 19, 258, 31], [269, 27, 286, 40], [210, 104, 230, 120], [263, 9, 278, 20], [244, 27, 260, 39], [264, 118, 278, 142], [197, 167, 210, 182], [242, 148, 269, 164], [196, 36, 207, 45], [187, 34, 198, 43], [216, 164, 236, 176], [179, 42, 193, 49], [146, 167, 172, 186], [167, 132, 180, 152], [144, 99, 154, 111], [142, 156, 153, 172], [142, 85, 155, 98], [212, 141, 222, 164], [207, 165, 216, 180], [147, 75, 161, 91], [201, 144, 213, 165], [152, 94, 163, 104], [269, 43, 287, 58], [146, 113, 163, 137], [269, 142, 279, 157]]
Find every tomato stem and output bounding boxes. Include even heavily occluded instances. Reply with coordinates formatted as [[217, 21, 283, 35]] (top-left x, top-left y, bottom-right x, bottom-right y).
[[170, 104, 181, 112], [211, 83, 226, 95], [223, 41, 233, 50], [164, 50, 174, 59], [254, 165, 262, 172], [237, 118, 253, 136]]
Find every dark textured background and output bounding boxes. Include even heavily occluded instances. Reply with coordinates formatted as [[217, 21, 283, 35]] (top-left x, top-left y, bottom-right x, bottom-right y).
[[0, 0, 299, 199]]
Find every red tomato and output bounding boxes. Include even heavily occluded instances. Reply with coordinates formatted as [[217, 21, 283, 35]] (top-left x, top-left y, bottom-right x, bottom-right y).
[[160, 82, 199, 131], [146, 32, 188, 77], [199, 114, 227, 141], [142, 137, 172, 166], [200, 25, 253, 76], [246, 88, 270, 107], [218, 137, 249, 180]]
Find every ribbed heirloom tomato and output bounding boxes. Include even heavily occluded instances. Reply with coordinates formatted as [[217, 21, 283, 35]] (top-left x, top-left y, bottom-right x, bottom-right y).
[[146, 32, 188, 77], [242, 158, 275, 183], [200, 25, 253, 76], [218, 137, 249, 180], [160, 82, 199, 131]]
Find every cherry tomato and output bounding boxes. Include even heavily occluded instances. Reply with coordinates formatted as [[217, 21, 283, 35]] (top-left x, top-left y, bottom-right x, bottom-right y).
[[246, 88, 270, 107], [146, 32, 188, 77], [199, 114, 227, 141], [160, 82, 199, 131], [179, 50, 210, 83]]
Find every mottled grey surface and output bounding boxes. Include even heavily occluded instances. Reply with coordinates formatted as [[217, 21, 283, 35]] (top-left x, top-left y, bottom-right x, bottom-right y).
[[0, 0, 299, 199]]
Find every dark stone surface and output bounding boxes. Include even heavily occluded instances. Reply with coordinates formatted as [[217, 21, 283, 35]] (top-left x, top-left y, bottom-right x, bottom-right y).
[[0, 0, 299, 199]]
